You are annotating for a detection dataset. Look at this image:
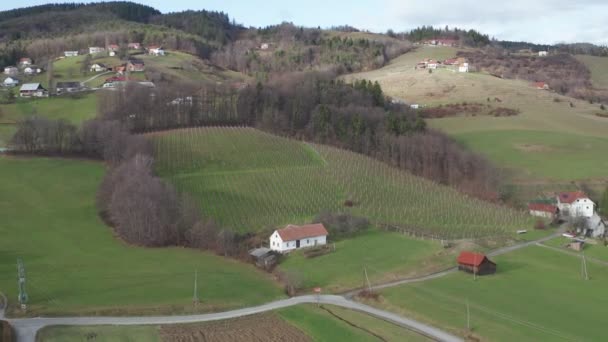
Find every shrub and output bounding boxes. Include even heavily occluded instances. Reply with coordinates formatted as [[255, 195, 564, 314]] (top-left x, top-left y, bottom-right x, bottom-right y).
[[601, 104, 606, 110], [313, 212, 370, 240], [534, 220, 546, 230]]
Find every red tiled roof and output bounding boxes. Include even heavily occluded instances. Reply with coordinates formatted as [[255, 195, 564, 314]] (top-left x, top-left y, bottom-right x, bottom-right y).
[[528, 203, 557, 213], [558, 191, 588, 204], [533, 82, 547, 88], [457, 251, 490, 267], [277, 223, 328, 241]]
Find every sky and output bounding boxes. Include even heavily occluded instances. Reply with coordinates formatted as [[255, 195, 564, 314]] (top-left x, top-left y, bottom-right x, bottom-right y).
[[2, 0, 607, 45]]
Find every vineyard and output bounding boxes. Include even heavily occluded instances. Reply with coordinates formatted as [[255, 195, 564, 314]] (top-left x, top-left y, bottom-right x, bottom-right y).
[[151, 127, 532, 239]]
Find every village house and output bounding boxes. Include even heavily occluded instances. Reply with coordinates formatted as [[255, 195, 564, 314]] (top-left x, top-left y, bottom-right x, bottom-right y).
[[90, 63, 108, 73], [128, 42, 141, 50], [557, 191, 595, 218], [528, 203, 558, 219], [108, 44, 119, 56], [127, 58, 145, 72], [538, 51, 548, 57], [4, 66, 18, 75], [56, 81, 84, 94], [147, 45, 165, 56], [458, 62, 469, 73], [23, 66, 42, 75], [19, 83, 48, 97], [89, 46, 105, 54], [443, 58, 458, 65], [260, 43, 270, 50], [64, 51, 79, 57], [457, 251, 496, 275], [533, 81, 549, 90], [113, 64, 127, 74], [269, 223, 329, 253], [19, 58, 32, 66], [2, 77, 20, 87], [427, 59, 439, 69], [248, 247, 277, 270]]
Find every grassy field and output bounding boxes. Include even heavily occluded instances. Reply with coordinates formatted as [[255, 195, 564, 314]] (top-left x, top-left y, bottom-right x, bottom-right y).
[[0, 93, 98, 147], [543, 236, 608, 262], [576, 54, 608, 89], [37, 305, 428, 342], [278, 304, 429, 342], [151, 127, 531, 238], [455, 130, 608, 180], [367, 246, 608, 341], [0, 157, 283, 317], [343, 46, 608, 182], [0, 93, 97, 147], [279, 230, 453, 292]]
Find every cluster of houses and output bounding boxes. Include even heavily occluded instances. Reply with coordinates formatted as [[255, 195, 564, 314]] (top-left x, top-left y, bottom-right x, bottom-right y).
[[62, 44, 165, 58], [420, 39, 458, 47], [2, 58, 44, 88], [416, 57, 469, 73], [528, 191, 606, 238]]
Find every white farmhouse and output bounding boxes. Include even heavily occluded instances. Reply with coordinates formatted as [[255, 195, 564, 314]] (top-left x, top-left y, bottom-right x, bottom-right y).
[[269, 223, 328, 253], [538, 51, 548, 57], [148, 46, 165, 56], [557, 191, 595, 218], [64, 51, 79, 57], [3, 77, 20, 87], [4, 66, 18, 75], [458, 62, 469, 73], [89, 46, 105, 54]]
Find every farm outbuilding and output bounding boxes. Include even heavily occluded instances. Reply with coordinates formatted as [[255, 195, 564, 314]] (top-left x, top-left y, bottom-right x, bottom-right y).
[[457, 251, 496, 275], [528, 203, 558, 219]]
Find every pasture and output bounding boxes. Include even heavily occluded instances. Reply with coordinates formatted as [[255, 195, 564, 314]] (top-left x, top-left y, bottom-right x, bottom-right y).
[[0, 157, 283, 316], [151, 127, 531, 238], [369, 246, 608, 341], [343, 46, 608, 182], [576, 54, 608, 89], [0, 93, 97, 147], [279, 230, 452, 292]]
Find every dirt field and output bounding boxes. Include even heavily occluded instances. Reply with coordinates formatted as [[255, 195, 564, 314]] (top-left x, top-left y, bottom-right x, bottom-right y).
[[159, 313, 311, 342]]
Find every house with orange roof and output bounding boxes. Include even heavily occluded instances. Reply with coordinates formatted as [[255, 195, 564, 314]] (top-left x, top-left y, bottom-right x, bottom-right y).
[[269, 223, 328, 253]]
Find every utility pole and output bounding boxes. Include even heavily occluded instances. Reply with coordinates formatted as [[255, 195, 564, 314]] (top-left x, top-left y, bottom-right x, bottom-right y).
[[17, 259, 27, 311], [364, 266, 372, 293], [466, 299, 471, 331], [193, 270, 199, 305]]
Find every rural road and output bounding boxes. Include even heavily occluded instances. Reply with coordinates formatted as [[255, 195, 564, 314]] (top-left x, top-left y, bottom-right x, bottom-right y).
[[8, 295, 463, 342], [7, 232, 563, 342], [81, 71, 111, 86]]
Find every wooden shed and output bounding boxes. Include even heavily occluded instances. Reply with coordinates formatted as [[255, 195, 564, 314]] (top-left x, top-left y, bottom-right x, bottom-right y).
[[457, 251, 496, 275]]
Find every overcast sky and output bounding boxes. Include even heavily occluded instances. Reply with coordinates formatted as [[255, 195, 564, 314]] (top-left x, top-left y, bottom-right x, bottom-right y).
[[2, 0, 606, 45]]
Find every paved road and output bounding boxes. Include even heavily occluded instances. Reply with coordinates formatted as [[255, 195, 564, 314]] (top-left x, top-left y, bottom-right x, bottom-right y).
[[9, 295, 462, 342], [7, 231, 564, 342]]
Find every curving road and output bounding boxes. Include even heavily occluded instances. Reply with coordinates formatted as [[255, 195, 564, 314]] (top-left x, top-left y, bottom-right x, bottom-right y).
[[8, 295, 462, 342]]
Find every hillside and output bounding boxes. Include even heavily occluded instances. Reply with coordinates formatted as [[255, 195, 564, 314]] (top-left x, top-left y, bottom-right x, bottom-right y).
[[343, 46, 608, 190], [576, 54, 608, 89], [0, 157, 283, 316], [151, 127, 530, 238]]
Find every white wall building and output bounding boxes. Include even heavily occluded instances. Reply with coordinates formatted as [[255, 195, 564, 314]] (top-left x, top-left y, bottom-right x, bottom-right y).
[[539, 51, 548, 57], [458, 62, 469, 73], [557, 191, 595, 218], [269, 223, 328, 253], [528, 203, 557, 219], [3, 77, 19, 87], [89, 47, 105, 54], [64, 51, 79, 57], [4, 66, 18, 75]]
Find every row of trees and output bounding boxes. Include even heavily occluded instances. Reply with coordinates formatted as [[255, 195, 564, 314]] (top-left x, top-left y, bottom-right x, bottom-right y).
[[99, 71, 499, 199], [405, 25, 490, 47]]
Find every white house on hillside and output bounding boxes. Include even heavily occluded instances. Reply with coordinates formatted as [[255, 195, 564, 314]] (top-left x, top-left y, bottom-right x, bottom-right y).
[[269, 223, 328, 253], [148, 46, 165, 56], [3, 77, 20, 87], [539, 51, 548, 57], [458, 62, 469, 73], [89, 46, 105, 54], [4, 66, 18, 75], [557, 191, 595, 218], [64, 51, 79, 57], [528, 203, 558, 219]]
